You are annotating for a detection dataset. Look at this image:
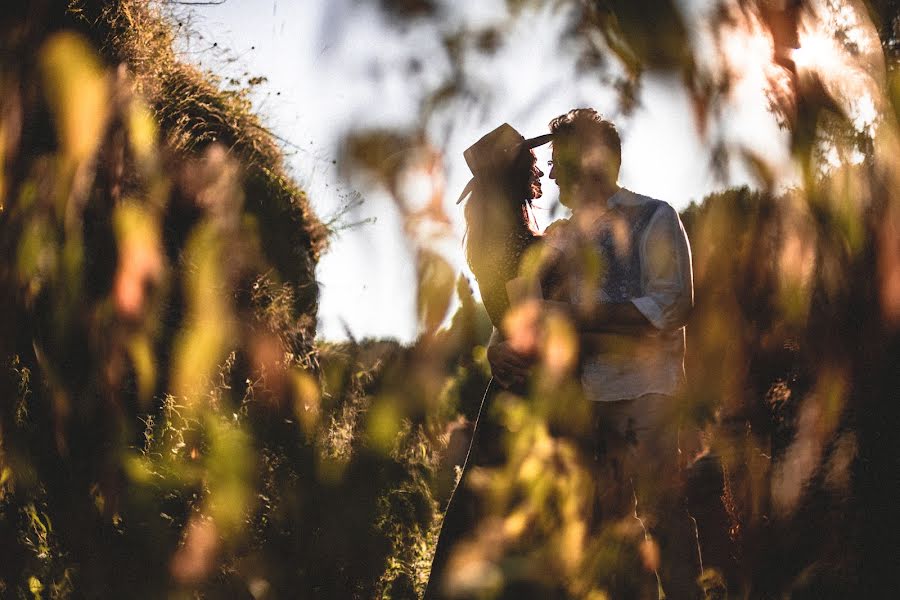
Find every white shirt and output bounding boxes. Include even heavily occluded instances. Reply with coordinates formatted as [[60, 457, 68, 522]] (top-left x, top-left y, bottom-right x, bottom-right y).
[[546, 187, 694, 402]]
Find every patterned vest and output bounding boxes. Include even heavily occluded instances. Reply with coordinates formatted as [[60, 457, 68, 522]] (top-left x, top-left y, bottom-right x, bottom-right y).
[[596, 200, 662, 302]]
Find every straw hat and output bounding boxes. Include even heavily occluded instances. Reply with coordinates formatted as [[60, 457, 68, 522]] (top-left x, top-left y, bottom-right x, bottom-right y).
[[456, 123, 553, 204]]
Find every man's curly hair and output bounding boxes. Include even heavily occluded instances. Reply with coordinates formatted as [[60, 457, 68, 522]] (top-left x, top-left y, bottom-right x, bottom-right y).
[[548, 108, 622, 174]]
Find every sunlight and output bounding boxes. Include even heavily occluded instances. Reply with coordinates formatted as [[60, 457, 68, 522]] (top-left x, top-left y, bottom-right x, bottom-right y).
[[793, 19, 881, 137], [850, 93, 878, 136], [719, 16, 775, 96], [398, 164, 438, 213], [791, 30, 835, 71], [827, 0, 874, 54]]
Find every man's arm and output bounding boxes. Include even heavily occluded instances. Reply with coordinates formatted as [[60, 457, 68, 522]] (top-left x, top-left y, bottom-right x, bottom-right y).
[[630, 203, 694, 331]]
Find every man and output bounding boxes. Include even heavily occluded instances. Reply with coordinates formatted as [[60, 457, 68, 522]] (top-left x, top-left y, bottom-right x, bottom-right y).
[[489, 108, 700, 599]]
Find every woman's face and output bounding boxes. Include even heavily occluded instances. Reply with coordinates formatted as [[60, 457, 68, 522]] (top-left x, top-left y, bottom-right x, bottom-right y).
[[513, 148, 544, 200], [529, 153, 545, 199]]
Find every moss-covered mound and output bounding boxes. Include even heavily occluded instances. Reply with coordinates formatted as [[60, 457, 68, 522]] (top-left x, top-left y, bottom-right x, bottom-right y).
[[0, 1, 337, 597], [72, 0, 328, 294], [0, 3, 479, 598]]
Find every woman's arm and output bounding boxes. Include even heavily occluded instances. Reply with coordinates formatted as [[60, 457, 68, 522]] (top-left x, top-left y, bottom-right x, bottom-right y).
[[486, 327, 532, 388]]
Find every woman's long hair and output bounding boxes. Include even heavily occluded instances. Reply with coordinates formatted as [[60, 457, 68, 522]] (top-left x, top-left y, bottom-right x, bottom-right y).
[[463, 147, 543, 325]]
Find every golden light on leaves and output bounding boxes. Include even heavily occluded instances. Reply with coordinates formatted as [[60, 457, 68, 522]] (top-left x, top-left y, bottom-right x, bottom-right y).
[[16, 218, 56, 289], [123, 455, 155, 485], [790, 2, 887, 142], [878, 193, 900, 327], [502, 299, 541, 357], [128, 335, 157, 406], [562, 521, 587, 568], [39, 32, 109, 164], [171, 516, 219, 584], [397, 148, 449, 229], [772, 366, 848, 515], [204, 417, 253, 535], [112, 201, 164, 319], [292, 369, 322, 436], [181, 144, 243, 220], [28, 576, 43, 597], [502, 508, 530, 538], [710, 3, 800, 129], [718, 10, 776, 96], [443, 521, 505, 598], [790, 29, 841, 73], [824, 431, 857, 493], [171, 223, 236, 406], [417, 249, 456, 334], [367, 397, 403, 454], [0, 124, 6, 210], [541, 309, 579, 380], [638, 537, 660, 574], [126, 97, 158, 169], [776, 229, 815, 324]]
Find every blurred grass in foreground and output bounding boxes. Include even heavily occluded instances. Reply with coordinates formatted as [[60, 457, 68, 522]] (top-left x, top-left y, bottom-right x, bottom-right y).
[[2, 0, 899, 599]]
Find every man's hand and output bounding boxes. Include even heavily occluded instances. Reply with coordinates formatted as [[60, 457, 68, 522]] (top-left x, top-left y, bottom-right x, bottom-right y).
[[487, 341, 533, 389]]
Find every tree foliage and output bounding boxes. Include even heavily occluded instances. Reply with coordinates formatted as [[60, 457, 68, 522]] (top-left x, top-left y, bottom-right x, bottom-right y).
[[1, 0, 899, 599]]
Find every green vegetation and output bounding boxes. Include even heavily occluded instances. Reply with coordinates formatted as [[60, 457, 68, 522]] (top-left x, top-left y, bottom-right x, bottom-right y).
[[2, 1, 900, 599], [1, 4, 490, 597]]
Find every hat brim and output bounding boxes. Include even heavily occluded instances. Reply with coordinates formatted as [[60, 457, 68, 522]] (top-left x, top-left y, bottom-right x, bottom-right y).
[[456, 133, 552, 205], [456, 178, 476, 205], [522, 133, 553, 149]]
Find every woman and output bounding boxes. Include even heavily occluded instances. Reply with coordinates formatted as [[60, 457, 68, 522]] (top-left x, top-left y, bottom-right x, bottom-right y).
[[458, 123, 552, 329], [424, 124, 553, 600]]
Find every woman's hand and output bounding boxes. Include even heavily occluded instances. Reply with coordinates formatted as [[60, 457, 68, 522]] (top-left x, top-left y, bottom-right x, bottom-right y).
[[487, 341, 533, 389]]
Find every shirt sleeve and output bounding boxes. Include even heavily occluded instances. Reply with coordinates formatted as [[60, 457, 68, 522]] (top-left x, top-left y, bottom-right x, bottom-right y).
[[630, 203, 694, 331]]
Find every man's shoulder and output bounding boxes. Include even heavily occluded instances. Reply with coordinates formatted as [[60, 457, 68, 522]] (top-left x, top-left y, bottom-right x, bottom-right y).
[[543, 217, 571, 237], [617, 188, 670, 211], [614, 189, 675, 224], [541, 217, 575, 253]]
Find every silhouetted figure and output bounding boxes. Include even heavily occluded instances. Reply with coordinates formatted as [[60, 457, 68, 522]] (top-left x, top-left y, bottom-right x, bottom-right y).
[[424, 123, 552, 599], [459, 123, 552, 328], [489, 109, 701, 599]]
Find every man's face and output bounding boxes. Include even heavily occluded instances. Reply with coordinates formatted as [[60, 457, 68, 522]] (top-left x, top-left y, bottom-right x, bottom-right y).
[[548, 137, 617, 209], [548, 141, 580, 209]]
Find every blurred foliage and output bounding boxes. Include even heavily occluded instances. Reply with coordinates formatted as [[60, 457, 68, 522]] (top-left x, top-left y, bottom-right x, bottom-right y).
[[2, 0, 900, 599], [0, 0, 445, 598], [344, 0, 900, 598]]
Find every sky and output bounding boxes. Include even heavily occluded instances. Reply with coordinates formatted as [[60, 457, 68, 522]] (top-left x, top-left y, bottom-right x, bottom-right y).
[[178, 0, 795, 343]]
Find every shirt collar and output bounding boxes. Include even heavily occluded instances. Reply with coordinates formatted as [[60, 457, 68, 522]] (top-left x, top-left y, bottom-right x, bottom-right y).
[[570, 187, 632, 230], [606, 186, 633, 207]]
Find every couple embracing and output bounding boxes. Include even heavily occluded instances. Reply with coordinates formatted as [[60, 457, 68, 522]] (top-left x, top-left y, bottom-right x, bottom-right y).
[[425, 109, 699, 600]]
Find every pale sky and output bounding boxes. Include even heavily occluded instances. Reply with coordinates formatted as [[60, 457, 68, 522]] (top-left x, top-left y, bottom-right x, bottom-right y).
[[180, 0, 795, 343]]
